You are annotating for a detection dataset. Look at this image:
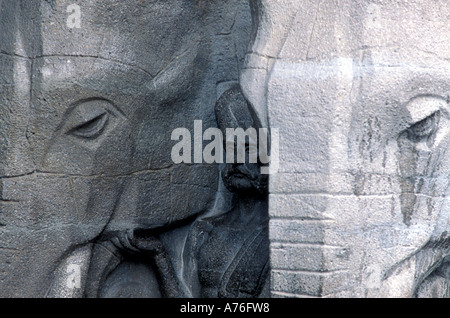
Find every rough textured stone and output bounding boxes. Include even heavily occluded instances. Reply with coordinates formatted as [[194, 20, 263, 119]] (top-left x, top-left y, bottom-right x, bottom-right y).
[[0, 0, 448, 298]]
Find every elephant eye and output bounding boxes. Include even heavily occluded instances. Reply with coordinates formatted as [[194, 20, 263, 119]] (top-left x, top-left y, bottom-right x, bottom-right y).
[[68, 112, 108, 139], [63, 99, 119, 140], [406, 111, 440, 141]]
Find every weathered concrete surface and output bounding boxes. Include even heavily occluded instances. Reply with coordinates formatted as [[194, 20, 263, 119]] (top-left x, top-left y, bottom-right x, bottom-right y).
[[249, 0, 450, 297]]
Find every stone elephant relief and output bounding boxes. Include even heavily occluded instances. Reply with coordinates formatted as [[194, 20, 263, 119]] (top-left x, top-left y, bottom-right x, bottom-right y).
[[0, 0, 270, 297]]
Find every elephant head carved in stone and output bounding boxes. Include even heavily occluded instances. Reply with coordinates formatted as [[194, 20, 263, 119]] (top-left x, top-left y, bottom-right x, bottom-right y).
[[0, 0, 254, 297]]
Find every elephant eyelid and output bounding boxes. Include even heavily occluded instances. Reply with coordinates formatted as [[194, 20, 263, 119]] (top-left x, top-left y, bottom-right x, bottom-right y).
[[67, 112, 109, 139], [406, 110, 440, 140]]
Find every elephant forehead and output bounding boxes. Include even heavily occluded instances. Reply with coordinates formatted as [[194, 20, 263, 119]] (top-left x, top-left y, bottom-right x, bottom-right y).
[[349, 50, 450, 132], [0, 55, 34, 177], [37, 0, 204, 76], [31, 56, 152, 116]]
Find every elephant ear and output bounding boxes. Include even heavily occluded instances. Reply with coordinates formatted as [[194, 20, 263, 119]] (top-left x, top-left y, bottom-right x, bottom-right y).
[[214, 84, 256, 135]]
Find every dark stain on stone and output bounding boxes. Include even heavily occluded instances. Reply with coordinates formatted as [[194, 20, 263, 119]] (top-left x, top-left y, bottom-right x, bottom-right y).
[[353, 172, 366, 196], [397, 134, 418, 226]]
